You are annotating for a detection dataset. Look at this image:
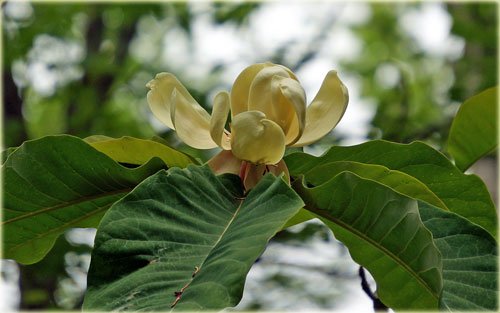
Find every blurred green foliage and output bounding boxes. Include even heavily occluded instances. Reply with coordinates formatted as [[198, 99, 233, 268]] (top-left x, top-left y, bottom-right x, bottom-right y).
[[2, 1, 497, 311], [340, 3, 497, 145], [448, 3, 497, 102], [342, 5, 445, 143], [17, 234, 92, 310]]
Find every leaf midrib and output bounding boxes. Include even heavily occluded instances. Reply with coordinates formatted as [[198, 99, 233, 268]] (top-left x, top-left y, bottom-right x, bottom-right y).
[[173, 197, 244, 308], [3, 188, 131, 225], [6, 202, 110, 255]]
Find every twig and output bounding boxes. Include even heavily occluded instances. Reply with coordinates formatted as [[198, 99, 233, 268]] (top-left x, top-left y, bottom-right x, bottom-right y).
[[358, 266, 389, 312]]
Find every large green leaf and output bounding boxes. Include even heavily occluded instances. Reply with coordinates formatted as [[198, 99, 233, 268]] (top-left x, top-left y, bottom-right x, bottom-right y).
[[285, 140, 497, 237], [83, 166, 303, 311], [448, 87, 498, 172], [282, 209, 315, 229], [84, 135, 196, 167], [293, 172, 443, 310], [1, 147, 18, 164], [302, 161, 448, 211], [282, 161, 448, 230], [2, 135, 172, 265], [419, 203, 498, 310]]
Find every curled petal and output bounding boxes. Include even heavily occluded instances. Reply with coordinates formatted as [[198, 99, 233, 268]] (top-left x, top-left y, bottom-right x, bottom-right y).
[[248, 67, 306, 144], [230, 111, 286, 165], [210, 91, 231, 150], [230, 62, 298, 117], [248, 66, 290, 115], [146, 72, 200, 130], [230, 63, 270, 117], [272, 77, 306, 145], [171, 89, 217, 149], [276, 64, 298, 80], [292, 70, 349, 147]]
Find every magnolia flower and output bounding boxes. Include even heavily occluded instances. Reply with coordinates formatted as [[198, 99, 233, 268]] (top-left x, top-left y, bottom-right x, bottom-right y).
[[147, 62, 348, 189]]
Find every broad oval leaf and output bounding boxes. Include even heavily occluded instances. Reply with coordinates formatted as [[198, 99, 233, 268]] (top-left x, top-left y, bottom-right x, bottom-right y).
[[419, 203, 498, 310], [293, 172, 443, 310], [285, 140, 497, 238], [83, 165, 303, 311], [2, 135, 170, 264], [85, 135, 196, 167], [448, 87, 498, 172]]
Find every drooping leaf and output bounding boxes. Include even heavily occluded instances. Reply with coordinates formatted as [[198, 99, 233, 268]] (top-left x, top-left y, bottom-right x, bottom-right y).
[[285, 140, 497, 237], [2, 146, 18, 164], [83, 166, 303, 311], [282, 209, 315, 229], [84, 135, 196, 167], [419, 203, 498, 310], [83, 135, 115, 143], [293, 172, 443, 310], [448, 87, 498, 172], [2, 135, 170, 264], [302, 161, 448, 211]]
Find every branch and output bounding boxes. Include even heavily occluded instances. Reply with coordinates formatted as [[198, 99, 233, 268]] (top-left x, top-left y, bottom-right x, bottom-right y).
[[358, 266, 389, 312]]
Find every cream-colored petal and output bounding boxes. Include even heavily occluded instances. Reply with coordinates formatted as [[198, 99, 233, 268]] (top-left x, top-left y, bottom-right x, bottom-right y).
[[230, 62, 299, 117], [247, 67, 289, 125], [276, 64, 298, 81], [248, 66, 290, 113], [230, 111, 286, 165], [230, 63, 270, 117], [210, 91, 231, 150], [272, 76, 306, 145], [170, 88, 218, 149], [146, 72, 200, 130], [248, 68, 306, 145], [292, 70, 349, 147]]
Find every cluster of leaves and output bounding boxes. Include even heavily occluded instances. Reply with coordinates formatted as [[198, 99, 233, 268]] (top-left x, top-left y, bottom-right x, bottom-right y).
[[2, 86, 497, 311], [2, 2, 498, 311]]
